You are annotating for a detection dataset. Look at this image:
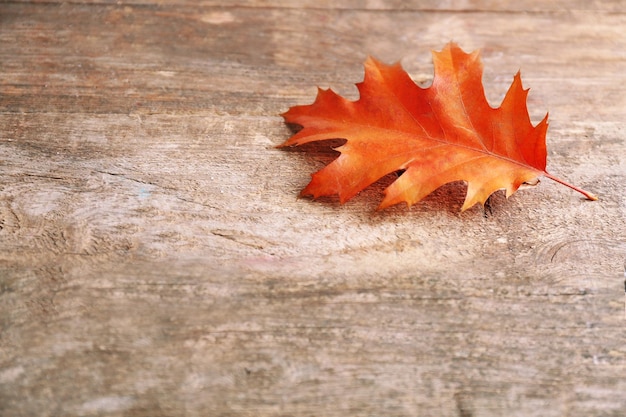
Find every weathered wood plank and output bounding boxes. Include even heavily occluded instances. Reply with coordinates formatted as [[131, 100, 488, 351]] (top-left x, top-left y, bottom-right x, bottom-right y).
[[1, 1, 625, 416], [7, 0, 625, 12]]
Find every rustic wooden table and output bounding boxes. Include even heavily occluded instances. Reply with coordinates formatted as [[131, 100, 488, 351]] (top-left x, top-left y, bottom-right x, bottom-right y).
[[1, 1, 625, 416]]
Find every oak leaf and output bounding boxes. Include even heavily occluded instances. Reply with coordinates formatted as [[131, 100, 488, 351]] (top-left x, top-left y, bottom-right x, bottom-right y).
[[279, 42, 596, 211]]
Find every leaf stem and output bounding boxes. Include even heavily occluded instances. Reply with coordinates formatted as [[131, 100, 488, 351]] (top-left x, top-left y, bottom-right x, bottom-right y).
[[544, 172, 598, 201]]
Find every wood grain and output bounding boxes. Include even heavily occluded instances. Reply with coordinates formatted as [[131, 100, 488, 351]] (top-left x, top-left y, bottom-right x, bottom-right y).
[[1, 1, 625, 416]]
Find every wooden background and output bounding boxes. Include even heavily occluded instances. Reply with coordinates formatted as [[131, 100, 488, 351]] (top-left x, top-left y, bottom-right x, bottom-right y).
[[1, 1, 625, 416]]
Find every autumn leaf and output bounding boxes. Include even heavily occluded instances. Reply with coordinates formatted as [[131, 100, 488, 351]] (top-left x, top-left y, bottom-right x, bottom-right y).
[[279, 42, 597, 211]]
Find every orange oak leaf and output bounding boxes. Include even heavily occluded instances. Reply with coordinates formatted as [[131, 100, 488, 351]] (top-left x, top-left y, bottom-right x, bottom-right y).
[[279, 42, 597, 211]]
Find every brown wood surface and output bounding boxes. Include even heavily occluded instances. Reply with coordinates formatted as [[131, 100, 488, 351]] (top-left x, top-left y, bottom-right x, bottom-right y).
[[1, 1, 625, 416]]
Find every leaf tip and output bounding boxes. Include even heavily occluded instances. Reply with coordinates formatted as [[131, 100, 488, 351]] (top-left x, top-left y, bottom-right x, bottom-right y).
[[376, 199, 403, 211]]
